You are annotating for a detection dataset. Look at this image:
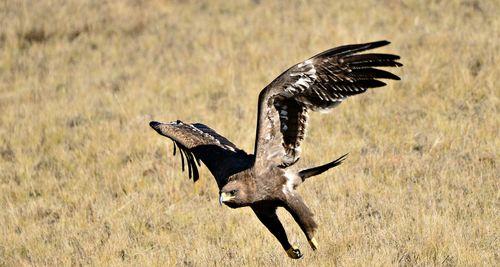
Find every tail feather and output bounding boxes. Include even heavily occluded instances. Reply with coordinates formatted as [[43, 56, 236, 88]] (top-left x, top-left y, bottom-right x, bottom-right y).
[[298, 153, 348, 181]]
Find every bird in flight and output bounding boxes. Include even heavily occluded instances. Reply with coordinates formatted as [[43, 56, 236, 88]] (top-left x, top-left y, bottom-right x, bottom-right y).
[[150, 40, 402, 259]]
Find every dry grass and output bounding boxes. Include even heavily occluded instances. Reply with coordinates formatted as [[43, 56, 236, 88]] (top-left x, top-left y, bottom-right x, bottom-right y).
[[0, 0, 498, 266]]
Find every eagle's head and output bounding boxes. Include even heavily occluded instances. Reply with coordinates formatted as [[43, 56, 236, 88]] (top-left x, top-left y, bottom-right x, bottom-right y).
[[219, 179, 253, 208]]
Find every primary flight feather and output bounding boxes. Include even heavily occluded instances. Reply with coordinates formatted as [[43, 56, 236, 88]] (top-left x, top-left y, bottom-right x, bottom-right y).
[[150, 40, 402, 259]]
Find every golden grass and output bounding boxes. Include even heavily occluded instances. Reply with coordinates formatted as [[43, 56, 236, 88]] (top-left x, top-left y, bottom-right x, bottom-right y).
[[0, 0, 498, 266]]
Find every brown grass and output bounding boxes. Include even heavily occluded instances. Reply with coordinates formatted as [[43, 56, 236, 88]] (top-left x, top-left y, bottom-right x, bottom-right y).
[[0, 0, 498, 266]]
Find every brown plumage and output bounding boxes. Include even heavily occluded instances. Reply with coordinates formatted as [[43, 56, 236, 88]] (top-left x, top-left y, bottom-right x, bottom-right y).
[[150, 41, 402, 259]]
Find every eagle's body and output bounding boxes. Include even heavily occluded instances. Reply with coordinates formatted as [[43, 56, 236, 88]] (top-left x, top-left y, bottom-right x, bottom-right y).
[[150, 41, 402, 258]]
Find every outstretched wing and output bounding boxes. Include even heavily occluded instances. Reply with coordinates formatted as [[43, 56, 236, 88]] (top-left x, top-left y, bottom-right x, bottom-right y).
[[254, 40, 402, 169], [150, 120, 253, 189]]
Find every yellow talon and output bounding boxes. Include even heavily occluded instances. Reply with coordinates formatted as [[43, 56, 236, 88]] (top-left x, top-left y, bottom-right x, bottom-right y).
[[308, 237, 318, 250], [286, 246, 303, 259]]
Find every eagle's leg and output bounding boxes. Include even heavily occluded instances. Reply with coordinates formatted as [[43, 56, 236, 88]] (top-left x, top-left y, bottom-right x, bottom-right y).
[[251, 205, 303, 259], [284, 193, 319, 250]]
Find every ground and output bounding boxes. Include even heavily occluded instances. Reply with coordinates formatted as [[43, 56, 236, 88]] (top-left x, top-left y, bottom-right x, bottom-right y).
[[0, 0, 498, 266]]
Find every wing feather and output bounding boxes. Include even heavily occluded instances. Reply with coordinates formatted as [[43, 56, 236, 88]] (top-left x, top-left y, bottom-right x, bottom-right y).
[[254, 40, 402, 168], [150, 120, 253, 188], [179, 146, 186, 172]]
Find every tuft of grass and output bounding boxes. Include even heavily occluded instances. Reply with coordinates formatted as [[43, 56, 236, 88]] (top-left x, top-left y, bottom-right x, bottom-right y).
[[0, 0, 498, 265]]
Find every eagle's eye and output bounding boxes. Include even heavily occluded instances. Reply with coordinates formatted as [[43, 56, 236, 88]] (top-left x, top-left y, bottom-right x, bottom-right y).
[[229, 189, 238, 196]]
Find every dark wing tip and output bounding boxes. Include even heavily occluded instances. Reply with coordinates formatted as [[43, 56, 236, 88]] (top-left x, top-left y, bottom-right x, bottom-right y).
[[364, 40, 390, 49], [149, 121, 161, 129], [314, 40, 394, 59]]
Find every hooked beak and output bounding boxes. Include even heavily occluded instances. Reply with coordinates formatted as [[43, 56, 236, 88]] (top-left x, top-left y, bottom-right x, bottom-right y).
[[219, 192, 234, 206]]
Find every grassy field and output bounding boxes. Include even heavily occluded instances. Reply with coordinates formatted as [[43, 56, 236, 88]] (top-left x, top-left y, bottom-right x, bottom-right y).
[[0, 0, 498, 266]]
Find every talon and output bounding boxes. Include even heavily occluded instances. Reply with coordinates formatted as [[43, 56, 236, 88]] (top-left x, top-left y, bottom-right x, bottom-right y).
[[286, 246, 303, 259], [308, 237, 318, 250]]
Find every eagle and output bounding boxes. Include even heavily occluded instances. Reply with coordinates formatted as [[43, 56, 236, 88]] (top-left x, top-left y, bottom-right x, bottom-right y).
[[150, 41, 402, 259]]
